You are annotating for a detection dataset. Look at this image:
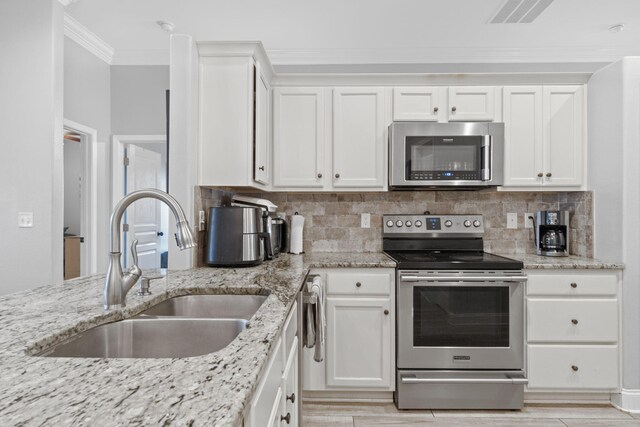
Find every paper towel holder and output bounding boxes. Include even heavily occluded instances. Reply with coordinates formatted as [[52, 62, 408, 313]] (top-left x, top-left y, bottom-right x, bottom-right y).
[[289, 212, 305, 254]]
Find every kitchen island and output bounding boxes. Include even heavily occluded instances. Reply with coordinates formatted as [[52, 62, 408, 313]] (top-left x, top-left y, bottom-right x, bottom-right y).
[[0, 253, 394, 427]]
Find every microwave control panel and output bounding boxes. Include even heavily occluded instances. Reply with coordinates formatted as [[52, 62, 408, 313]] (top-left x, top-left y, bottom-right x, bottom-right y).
[[383, 214, 484, 234]]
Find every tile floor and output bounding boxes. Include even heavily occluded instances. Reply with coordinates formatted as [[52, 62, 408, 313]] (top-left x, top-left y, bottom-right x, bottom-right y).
[[303, 402, 640, 427]]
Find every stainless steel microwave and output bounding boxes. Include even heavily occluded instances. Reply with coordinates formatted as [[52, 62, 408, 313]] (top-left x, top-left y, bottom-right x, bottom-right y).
[[389, 122, 504, 189]]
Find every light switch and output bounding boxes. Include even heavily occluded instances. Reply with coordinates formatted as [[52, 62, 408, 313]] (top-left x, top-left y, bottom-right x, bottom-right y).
[[361, 213, 370, 228], [506, 212, 518, 229], [18, 212, 33, 228]]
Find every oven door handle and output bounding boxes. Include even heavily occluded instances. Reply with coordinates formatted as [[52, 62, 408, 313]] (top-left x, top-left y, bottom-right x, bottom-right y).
[[400, 275, 527, 283], [400, 376, 528, 385]]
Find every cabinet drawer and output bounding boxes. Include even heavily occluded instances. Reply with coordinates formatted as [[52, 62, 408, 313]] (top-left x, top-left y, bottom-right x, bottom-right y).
[[247, 337, 283, 426], [527, 273, 617, 296], [282, 302, 298, 364], [527, 345, 619, 390], [528, 299, 618, 343], [326, 271, 392, 296]]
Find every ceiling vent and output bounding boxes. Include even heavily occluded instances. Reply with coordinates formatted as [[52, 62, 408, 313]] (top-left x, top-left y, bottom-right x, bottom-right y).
[[490, 0, 554, 24]]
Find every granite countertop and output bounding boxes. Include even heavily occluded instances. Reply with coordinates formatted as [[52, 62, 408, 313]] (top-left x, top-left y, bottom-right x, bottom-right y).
[[0, 252, 393, 427], [499, 253, 624, 270]]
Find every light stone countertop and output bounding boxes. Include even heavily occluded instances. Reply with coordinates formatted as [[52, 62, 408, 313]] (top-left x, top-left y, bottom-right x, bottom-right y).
[[497, 253, 624, 270], [0, 253, 393, 427]]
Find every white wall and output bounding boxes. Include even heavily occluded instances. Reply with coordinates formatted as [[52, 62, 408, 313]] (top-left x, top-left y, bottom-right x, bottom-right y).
[[588, 57, 640, 405], [0, 0, 64, 295]]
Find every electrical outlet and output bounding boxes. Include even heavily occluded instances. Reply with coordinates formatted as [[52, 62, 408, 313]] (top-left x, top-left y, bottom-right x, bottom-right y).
[[361, 213, 371, 228], [18, 212, 33, 228], [524, 213, 534, 229], [199, 210, 206, 230], [506, 212, 518, 229]]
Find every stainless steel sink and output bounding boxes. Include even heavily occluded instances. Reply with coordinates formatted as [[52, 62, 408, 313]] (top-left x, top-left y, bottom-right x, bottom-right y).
[[136, 294, 268, 319], [38, 318, 248, 358]]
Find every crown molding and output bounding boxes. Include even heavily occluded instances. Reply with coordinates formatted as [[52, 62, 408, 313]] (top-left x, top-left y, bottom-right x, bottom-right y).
[[267, 46, 640, 66], [63, 13, 113, 64], [58, 0, 78, 6], [111, 49, 170, 66]]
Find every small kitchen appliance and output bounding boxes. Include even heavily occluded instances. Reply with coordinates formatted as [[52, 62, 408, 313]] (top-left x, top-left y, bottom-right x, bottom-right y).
[[206, 207, 265, 267], [389, 122, 504, 189], [383, 214, 527, 410], [232, 195, 285, 259], [535, 210, 569, 257]]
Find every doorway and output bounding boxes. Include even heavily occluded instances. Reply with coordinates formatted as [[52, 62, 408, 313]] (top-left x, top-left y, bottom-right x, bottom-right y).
[[112, 135, 168, 269], [62, 119, 98, 279]]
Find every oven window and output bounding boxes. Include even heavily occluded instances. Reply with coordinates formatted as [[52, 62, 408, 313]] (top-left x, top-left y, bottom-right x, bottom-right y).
[[405, 136, 483, 180], [413, 286, 509, 347]]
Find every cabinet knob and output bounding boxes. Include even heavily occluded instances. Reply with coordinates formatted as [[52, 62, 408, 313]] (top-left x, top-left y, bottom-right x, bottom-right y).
[[335, 173, 340, 179], [570, 282, 577, 288], [259, 165, 265, 171], [451, 106, 457, 112], [281, 413, 291, 424], [537, 173, 543, 178], [433, 106, 439, 113], [546, 172, 552, 178], [356, 282, 362, 287], [384, 309, 389, 315], [286, 393, 295, 403], [571, 365, 579, 372], [317, 173, 323, 178], [571, 319, 579, 325]]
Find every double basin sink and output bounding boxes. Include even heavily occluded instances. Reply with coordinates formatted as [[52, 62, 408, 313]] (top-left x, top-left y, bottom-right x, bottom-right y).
[[38, 295, 267, 359]]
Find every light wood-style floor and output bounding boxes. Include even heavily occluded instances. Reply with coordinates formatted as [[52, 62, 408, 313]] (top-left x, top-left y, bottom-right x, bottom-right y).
[[303, 402, 640, 426]]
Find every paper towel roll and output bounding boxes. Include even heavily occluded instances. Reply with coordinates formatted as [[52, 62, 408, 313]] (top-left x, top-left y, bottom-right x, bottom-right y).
[[289, 213, 305, 254]]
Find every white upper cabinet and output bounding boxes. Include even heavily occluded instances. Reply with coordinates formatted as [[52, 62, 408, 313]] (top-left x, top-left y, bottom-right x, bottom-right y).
[[502, 85, 584, 188], [333, 88, 386, 188], [393, 87, 443, 121], [272, 87, 326, 188], [254, 62, 270, 185], [448, 86, 498, 121]]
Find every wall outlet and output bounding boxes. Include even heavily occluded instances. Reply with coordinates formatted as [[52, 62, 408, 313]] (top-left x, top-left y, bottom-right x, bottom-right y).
[[524, 213, 534, 229], [506, 212, 518, 229], [361, 213, 371, 228], [18, 212, 33, 228], [199, 210, 206, 231]]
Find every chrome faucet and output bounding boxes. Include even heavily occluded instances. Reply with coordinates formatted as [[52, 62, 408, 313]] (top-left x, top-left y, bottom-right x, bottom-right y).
[[104, 189, 196, 310]]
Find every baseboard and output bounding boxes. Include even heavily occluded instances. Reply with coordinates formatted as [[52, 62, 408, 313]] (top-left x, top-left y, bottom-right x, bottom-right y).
[[612, 389, 640, 413], [525, 392, 612, 405], [303, 390, 394, 403]]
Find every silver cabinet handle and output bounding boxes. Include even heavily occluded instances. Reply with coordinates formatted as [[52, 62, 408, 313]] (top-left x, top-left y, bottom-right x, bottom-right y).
[[401, 376, 528, 385]]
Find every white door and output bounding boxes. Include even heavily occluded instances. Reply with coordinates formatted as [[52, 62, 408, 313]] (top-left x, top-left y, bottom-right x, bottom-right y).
[[393, 87, 443, 121], [543, 85, 583, 187], [273, 87, 326, 188], [325, 297, 392, 388], [125, 145, 162, 269], [448, 86, 497, 121], [332, 87, 386, 188], [254, 62, 270, 185], [502, 86, 544, 186]]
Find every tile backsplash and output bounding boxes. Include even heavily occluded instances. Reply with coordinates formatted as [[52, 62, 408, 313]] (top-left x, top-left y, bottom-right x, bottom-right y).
[[195, 188, 593, 266]]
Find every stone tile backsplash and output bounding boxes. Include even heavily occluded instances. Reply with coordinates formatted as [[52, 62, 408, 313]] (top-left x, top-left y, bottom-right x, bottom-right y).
[[196, 188, 593, 266]]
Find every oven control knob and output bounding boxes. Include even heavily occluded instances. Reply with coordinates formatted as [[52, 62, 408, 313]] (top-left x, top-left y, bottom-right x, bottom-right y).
[[444, 220, 453, 228], [473, 220, 481, 227], [464, 220, 472, 227], [405, 220, 412, 227], [415, 220, 423, 228], [386, 220, 394, 228], [396, 220, 404, 227]]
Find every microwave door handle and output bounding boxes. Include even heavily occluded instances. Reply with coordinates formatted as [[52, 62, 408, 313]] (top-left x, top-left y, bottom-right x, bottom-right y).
[[481, 135, 491, 181]]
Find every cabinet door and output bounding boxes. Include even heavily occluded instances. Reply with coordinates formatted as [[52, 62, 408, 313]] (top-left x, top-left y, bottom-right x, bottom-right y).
[[393, 87, 443, 121], [326, 297, 392, 388], [273, 88, 325, 188], [254, 63, 270, 185], [502, 86, 544, 186], [448, 86, 497, 121], [333, 87, 386, 188], [543, 86, 583, 186], [281, 340, 298, 427]]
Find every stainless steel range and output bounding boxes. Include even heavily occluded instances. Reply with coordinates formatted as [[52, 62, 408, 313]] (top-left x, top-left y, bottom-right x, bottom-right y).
[[383, 214, 527, 410]]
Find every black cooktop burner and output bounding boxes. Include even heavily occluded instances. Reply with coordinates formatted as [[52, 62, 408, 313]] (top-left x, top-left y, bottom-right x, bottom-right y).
[[385, 250, 524, 270]]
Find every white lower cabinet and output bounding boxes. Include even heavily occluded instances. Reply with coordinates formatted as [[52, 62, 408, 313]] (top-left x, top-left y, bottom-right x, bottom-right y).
[[525, 270, 621, 392]]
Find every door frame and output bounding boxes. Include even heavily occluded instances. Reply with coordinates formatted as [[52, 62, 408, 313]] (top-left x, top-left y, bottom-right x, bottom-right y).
[[63, 119, 98, 276]]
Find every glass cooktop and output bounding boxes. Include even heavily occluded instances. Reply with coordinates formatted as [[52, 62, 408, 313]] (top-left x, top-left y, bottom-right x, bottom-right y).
[[385, 250, 523, 270]]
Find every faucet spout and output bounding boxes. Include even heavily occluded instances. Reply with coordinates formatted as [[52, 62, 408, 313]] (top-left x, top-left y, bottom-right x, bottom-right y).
[[104, 189, 196, 310]]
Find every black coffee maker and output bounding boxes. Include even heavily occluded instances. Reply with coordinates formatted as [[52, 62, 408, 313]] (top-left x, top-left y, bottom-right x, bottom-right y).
[[535, 210, 569, 257]]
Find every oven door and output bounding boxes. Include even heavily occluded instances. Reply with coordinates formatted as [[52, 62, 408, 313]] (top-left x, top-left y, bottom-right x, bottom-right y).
[[397, 271, 525, 370]]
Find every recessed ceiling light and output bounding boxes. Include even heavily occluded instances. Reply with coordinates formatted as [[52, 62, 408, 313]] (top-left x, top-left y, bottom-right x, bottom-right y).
[[608, 24, 625, 33], [157, 20, 175, 33]]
